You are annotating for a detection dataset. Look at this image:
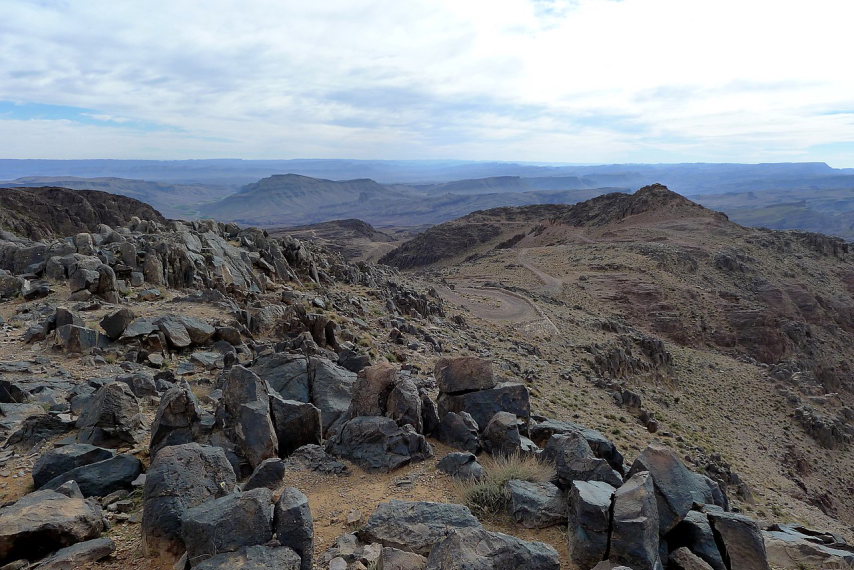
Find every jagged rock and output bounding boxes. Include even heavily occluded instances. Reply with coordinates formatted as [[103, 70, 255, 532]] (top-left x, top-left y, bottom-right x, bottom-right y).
[[100, 308, 136, 340], [0, 486, 105, 563], [437, 383, 530, 433], [176, 315, 215, 344], [284, 444, 349, 475], [349, 362, 397, 417], [75, 382, 142, 447], [142, 443, 237, 558], [437, 452, 484, 480], [763, 525, 854, 569], [269, 394, 322, 456], [181, 488, 273, 564], [325, 416, 432, 472], [506, 479, 566, 529], [309, 357, 356, 436], [358, 500, 481, 556], [567, 480, 615, 569], [434, 357, 495, 394], [54, 324, 108, 353], [628, 442, 725, 535], [274, 487, 314, 570], [435, 412, 480, 454], [149, 383, 211, 456], [157, 317, 191, 348], [244, 458, 287, 491], [378, 547, 427, 570], [115, 371, 158, 398], [253, 353, 310, 401], [669, 547, 714, 570], [386, 376, 423, 432], [54, 307, 82, 329], [609, 471, 660, 570], [35, 537, 115, 569], [218, 365, 279, 469], [120, 317, 158, 339], [425, 527, 560, 570], [215, 326, 242, 345], [481, 411, 523, 457], [420, 393, 440, 436], [5, 414, 74, 451], [668, 510, 726, 570], [41, 454, 143, 498], [706, 511, 770, 570], [338, 348, 371, 373], [530, 417, 625, 473], [193, 545, 301, 570], [542, 432, 623, 487]]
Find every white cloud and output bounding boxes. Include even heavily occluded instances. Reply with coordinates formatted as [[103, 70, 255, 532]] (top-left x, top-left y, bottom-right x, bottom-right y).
[[0, 0, 852, 165]]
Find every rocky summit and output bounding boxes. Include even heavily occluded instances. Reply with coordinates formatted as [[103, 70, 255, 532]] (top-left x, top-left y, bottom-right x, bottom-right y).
[[0, 184, 851, 570]]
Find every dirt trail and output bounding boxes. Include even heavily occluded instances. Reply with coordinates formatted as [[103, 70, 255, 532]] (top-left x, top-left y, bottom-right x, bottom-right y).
[[436, 284, 559, 336], [516, 249, 563, 296]]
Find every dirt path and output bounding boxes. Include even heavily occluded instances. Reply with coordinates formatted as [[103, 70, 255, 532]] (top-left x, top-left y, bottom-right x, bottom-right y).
[[516, 249, 563, 296], [436, 285, 559, 336]]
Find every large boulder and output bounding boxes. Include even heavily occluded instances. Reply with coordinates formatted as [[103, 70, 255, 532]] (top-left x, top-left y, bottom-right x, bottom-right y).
[[609, 471, 660, 570], [437, 452, 485, 481], [435, 411, 480, 454], [149, 383, 212, 456], [707, 511, 770, 570], [386, 376, 423, 433], [628, 443, 725, 535], [763, 525, 854, 569], [181, 488, 274, 564], [243, 458, 287, 491], [434, 357, 495, 394], [176, 315, 216, 344], [349, 362, 397, 417], [41, 454, 143, 497], [252, 353, 310, 401], [567, 480, 615, 569], [54, 324, 108, 353], [668, 510, 726, 570], [326, 416, 432, 472], [669, 547, 715, 570], [481, 411, 523, 457], [358, 500, 481, 556], [542, 432, 623, 487], [269, 394, 322, 457], [0, 485, 105, 563], [309, 357, 356, 436], [32, 444, 115, 489], [35, 537, 116, 570], [530, 418, 625, 473], [100, 308, 136, 341], [142, 443, 237, 558], [425, 527, 560, 570], [437, 383, 529, 432], [218, 365, 279, 469], [378, 547, 427, 570], [273, 487, 314, 570], [506, 479, 566, 529], [157, 316, 192, 348], [193, 545, 301, 570], [75, 382, 143, 447]]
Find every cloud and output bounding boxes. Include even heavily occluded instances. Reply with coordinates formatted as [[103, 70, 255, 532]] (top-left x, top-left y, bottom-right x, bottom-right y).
[[0, 0, 852, 165]]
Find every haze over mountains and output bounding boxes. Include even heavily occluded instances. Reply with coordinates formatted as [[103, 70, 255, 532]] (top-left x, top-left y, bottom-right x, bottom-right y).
[[1, 159, 853, 239]]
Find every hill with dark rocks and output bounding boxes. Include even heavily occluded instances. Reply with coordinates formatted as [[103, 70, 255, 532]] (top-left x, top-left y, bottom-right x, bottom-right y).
[[0, 187, 851, 570]]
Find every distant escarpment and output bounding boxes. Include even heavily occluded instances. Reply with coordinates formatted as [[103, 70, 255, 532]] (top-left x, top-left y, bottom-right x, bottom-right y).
[[0, 186, 166, 240]]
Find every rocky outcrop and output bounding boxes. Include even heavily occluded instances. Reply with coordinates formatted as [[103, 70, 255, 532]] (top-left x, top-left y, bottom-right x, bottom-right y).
[[325, 416, 432, 472], [425, 527, 560, 570]]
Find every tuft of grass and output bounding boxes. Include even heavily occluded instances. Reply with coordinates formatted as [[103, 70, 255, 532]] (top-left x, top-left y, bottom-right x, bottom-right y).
[[455, 453, 554, 517]]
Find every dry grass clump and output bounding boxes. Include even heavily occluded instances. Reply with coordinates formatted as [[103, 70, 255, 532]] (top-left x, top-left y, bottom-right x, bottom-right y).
[[456, 453, 554, 517]]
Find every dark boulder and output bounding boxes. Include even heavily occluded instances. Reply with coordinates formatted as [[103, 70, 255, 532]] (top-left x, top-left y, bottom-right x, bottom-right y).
[[425, 527, 560, 570], [55, 325, 108, 353], [481, 412, 523, 457], [100, 308, 136, 340], [309, 357, 356, 436], [435, 412, 480, 454], [252, 353, 310, 402], [35, 537, 115, 570], [326, 416, 432, 472], [0, 486, 105, 563], [358, 500, 481, 556], [567, 480, 615, 569], [149, 383, 212, 456], [609, 471, 660, 570], [437, 452, 485, 481], [181, 488, 274, 564], [269, 394, 322, 457], [193, 545, 301, 570], [142, 443, 237, 558], [273, 487, 314, 570], [41, 453, 143, 498], [530, 418, 624, 473], [437, 383, 529, 432], [668, 510, 726, 570], [542, 432, 622, 487], [349, 362, 397, 418], [506, 479, 566, 529], [218, 365, 279, 469], [386, 376, 423, 433], [707, 511, 770, 570], [75, 382, 142, 448], [244, 458, 287, 491]]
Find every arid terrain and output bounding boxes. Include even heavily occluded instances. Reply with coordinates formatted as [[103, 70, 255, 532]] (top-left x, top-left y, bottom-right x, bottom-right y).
[[0, 184, 851, 570]]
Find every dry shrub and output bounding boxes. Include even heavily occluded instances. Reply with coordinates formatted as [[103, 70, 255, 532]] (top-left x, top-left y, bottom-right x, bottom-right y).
[[455, 453, 554, 517]]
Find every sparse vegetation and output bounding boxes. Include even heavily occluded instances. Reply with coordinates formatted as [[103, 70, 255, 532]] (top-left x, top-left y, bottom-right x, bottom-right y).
[[455, 453, 554, 517]]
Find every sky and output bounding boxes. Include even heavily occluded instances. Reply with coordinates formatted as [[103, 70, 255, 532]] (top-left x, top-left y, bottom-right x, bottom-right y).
[[1, 0, 852, 166]]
